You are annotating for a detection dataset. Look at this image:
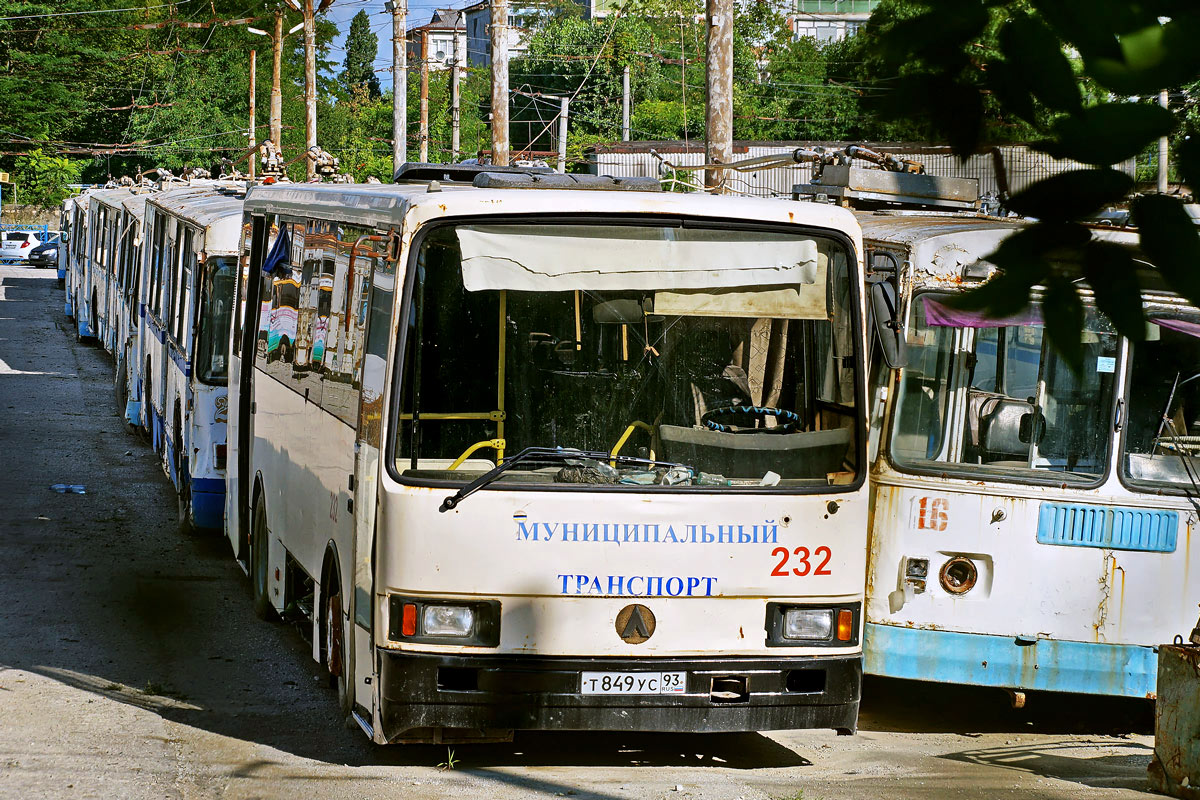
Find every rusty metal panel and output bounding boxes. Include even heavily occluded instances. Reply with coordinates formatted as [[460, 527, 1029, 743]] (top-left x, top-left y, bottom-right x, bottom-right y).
[[1148, 645, 1200, 798]]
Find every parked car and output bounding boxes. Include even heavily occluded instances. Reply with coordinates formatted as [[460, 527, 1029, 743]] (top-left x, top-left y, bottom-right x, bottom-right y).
[[1, 230, 43, 263], [27, 240, 58, 268]]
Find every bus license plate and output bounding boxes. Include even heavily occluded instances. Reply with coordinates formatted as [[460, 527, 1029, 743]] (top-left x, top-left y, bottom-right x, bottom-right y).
[[580, 671, 687, 695]]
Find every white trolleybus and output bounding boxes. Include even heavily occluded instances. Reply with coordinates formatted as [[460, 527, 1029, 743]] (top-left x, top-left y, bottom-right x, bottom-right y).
[[81, 187, 136, 353], [137, 187, 241, 532], [225, 165, 871, 743], [858, 208, 1198, 700], [59, 196, 74, 295], [111, 192, 149, 426], [65, 189, 94, 336]]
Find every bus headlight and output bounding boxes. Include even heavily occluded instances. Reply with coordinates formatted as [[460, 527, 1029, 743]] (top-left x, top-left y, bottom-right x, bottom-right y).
[[783, 609, 833, 641], [387, 596, 501, 646], [423, 605, 474, 637], [765, 603, 859, 647]]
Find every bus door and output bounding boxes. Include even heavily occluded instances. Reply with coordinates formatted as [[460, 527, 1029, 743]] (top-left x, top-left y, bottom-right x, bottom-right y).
[[348, 234, 395, 717], [232, 214, 268, 561]]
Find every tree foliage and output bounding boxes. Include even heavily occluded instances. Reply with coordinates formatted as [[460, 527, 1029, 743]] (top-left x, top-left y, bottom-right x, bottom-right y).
[[870, 0, 1200, 368], [341, 9, 381, 99], [11, 148, 82, 207]]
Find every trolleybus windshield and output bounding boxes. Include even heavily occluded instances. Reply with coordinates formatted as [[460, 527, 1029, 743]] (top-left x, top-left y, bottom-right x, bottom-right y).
[[889, 293, 1118, 485], [393, 221, 861, 490], [1122, 315, 1200, 492]]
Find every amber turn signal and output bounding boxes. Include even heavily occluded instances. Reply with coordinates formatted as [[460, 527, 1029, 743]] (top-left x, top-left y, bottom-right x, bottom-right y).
[[836, 609, 854, 641]]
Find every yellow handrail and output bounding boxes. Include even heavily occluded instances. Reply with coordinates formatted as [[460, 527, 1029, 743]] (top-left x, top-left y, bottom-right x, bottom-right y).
[[610, 421, 657, 466], [398, 411, 505, 421], [448, 438, 506, 471]]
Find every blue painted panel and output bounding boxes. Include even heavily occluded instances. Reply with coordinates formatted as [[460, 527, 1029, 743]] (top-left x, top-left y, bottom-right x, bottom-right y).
[[1037, 502, 1177, 553], [190, 485, 225, 531], [865, 623, 1158, 698]]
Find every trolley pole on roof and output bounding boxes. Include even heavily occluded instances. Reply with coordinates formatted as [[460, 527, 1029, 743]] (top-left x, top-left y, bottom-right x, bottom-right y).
[[388, 0, 408, 171], [419, 30, 430, 163], [489, 0, 510, 166], [249, 50, 257, 181], [703, 0, 732, 194]]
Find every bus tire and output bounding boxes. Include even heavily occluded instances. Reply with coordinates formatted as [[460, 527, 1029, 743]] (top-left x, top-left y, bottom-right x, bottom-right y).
[[323, 575, 355, 724], [251, 499, 277, 621]]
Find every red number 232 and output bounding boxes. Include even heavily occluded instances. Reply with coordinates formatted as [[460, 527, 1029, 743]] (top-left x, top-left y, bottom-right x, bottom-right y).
[[772, 546, 832, 577]]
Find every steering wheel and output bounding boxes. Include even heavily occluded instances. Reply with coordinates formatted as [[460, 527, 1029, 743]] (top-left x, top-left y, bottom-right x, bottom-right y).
[[701, 405, 802, 433]]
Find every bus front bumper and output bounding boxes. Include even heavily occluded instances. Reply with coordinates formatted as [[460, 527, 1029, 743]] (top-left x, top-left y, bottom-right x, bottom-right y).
[[377, 651, 861, 741], [865, 622, 1158, 698]]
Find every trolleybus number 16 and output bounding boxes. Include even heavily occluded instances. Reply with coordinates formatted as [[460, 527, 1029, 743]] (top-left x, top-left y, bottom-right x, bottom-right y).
[[771, 546, 833, 577]]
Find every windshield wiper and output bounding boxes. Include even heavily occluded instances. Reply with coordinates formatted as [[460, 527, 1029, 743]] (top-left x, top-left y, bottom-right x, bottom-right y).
[[438, 446, 690, 512]]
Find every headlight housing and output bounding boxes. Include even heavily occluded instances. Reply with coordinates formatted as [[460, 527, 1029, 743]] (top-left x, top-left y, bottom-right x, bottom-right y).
[[387, 596, 500, 646], [765, 603, 859, 647]]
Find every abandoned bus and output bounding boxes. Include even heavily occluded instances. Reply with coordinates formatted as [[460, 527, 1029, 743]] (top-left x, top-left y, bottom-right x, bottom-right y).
[[59, 197, 73, 295], [861, 212, 1196, 699], [112, 192, 149, 427], [138, 188, 241, 531], [82, 188, 133, 352], [65, 189, 95, 336], [226, 170, 870, 743]]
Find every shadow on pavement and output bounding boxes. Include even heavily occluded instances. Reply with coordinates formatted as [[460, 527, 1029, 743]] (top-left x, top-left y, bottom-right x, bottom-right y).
[[940, 740, 1154, 791]]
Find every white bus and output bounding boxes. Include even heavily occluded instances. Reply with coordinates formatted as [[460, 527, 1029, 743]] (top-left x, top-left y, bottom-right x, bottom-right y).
[[226, 169, 871, 743], [138, 188, 242, 531], [59, 197, 74, 295], [112, 192, 149, 428], [82, 188, 132, 353], [862, 211, 1192, 700], [65, 190, 95, 338]]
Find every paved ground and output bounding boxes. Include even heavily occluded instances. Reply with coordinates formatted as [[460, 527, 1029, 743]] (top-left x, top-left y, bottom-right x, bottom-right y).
[[0, 266, 1161, 799]]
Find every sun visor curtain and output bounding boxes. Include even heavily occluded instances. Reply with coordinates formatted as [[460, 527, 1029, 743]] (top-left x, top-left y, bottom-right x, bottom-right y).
[[923, 296, 1044, 328], [456, 224, 820, 293], [1152, 317, 1200, 340]]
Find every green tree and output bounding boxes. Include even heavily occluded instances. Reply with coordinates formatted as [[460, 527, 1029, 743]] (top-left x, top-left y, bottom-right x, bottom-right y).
[[12, 148, 82, 208], [342, 9, 381, 99], [869, 0, 1200, 368]]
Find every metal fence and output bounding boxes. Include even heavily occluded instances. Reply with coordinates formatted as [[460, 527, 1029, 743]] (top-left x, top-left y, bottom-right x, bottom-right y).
[[585, 141, 1138, 199]]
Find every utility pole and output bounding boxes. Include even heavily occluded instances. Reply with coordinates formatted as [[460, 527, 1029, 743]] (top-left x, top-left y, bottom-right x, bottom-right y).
[[704, 0, 732, 193], [302, 0, 318, 180], [622, 65, 631, 142], [489, 0, 509, 165], [557, 96, 570, 173], [451, 20, 462, 160], [271, 10, 284, 146], [1159, 88, 1170, 194], [249, 50, 257, 180], [388, 0, 407, 171], [419, 30, 430, 162]]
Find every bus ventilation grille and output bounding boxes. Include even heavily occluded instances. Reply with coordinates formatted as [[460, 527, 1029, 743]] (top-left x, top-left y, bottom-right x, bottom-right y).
[[1036, 503, 1178, 553]]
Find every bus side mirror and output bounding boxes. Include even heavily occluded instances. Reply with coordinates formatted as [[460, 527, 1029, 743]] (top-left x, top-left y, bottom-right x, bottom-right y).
[[869, 280, 907, 370]]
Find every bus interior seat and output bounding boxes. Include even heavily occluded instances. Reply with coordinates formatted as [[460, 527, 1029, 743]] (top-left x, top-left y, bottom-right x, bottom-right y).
[[657, 424, 851, 480], [979, 397, 1042, 462]]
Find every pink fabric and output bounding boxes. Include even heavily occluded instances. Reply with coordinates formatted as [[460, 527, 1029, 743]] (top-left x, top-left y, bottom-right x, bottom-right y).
[[922, 297, 1043, 329], [1152, 317, 1200, 340]]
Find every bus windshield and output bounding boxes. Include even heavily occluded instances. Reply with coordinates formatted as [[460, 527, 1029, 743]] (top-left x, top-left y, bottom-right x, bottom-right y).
[[889, 293, 1118, 485], [393, 222, 860, 490], [1123, 316, 1200, 492], [196, 257, 237, 384]]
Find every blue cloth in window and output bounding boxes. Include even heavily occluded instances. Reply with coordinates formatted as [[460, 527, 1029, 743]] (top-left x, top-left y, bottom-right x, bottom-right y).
[[262, 224, 290, 277]]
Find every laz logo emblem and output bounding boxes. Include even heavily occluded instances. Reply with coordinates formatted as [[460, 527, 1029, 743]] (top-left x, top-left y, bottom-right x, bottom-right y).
[[912, 496, 948, 531]]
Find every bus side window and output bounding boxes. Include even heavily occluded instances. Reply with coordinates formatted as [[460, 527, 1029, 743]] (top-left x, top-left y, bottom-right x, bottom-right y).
[[318, 224, 377, 427]]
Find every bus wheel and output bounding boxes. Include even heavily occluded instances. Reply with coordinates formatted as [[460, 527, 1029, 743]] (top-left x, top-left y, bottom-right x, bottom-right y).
[[324, 578, 355, 723], [251, 499, 277, 621]]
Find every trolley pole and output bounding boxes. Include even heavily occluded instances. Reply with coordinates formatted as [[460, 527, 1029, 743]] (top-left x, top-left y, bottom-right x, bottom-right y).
[[451, 23, 462, 161], [703, 0, 732, 194], [1159, 88, 1170, 194], [271, 10, 284, 147], [419, 30, 430, 163], [389, 0, 407, 171], [302, 0, 318, 180], [489, 0, 509, 166], [622, 65, 631, 142], [249, 50, 257, 181], [557, 96, 570, 173]]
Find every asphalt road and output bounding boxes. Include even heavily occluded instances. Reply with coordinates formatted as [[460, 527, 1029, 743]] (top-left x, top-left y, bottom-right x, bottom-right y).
[[0, 266, 1161, 799]]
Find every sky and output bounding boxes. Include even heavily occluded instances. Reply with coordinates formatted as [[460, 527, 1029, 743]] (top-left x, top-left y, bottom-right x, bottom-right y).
[[326, 0, 473, 91]]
